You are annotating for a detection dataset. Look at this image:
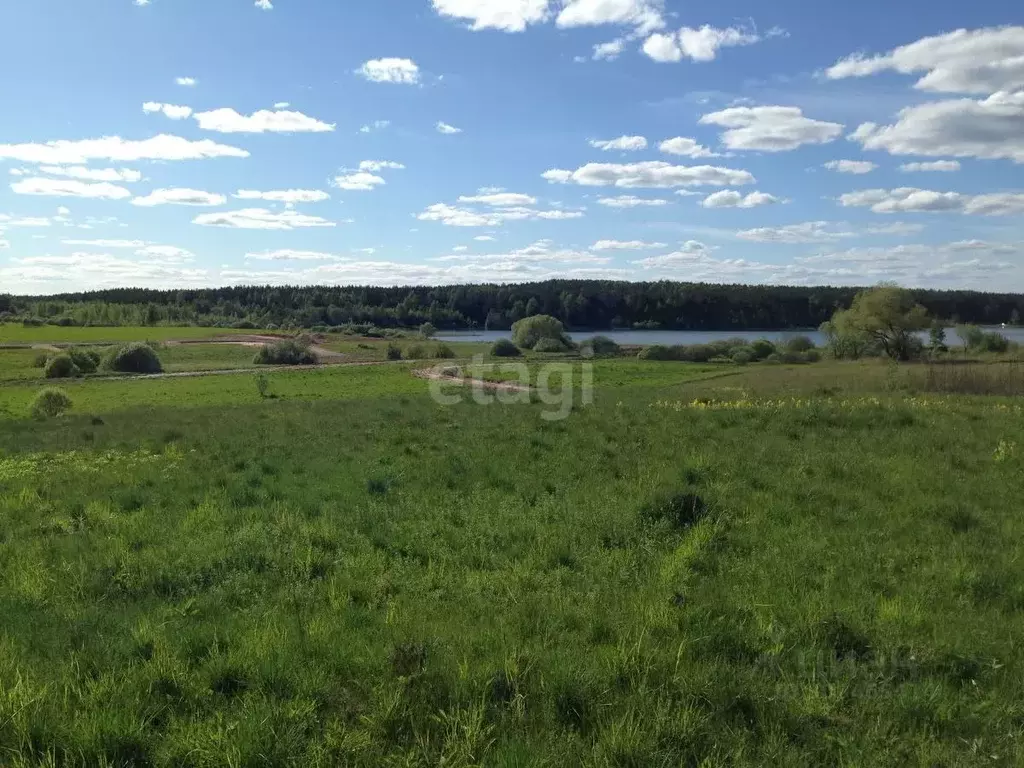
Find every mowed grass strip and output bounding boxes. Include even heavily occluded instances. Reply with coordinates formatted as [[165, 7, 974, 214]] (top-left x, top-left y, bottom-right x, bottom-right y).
[[0, 324, 275, 345], [0, 379, 1023, 765]]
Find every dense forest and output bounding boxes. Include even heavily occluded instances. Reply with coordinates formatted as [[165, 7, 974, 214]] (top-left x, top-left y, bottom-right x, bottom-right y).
[[2, 281, 1022, 331]]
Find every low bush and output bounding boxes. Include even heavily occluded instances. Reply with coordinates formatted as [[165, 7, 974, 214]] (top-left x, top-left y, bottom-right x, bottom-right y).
[[404, 344, 427, 359], [22, 317, 44, 327], [44, 354, 80, 379], [977, 331, 1011, 354], [433, 344, 456, 359], [32, 353, 48, 368], [638, 345, 674, 361], [67, 347, 101, 374], [534, 337, 567, 353], [419, 322, 437, 339], [731, 349, 754, 365], [784, 335, 816, 353], [491, 339, 522, 357], [764, 352, 783, 364], [31, 387, 73, 419], [231, 320, 257, 329], [254, 340, 319, 366], [750, 339, 777, 359], [386, 343, 403, 361], [104, 343, 164, 374], [580, 335, 619, 357]]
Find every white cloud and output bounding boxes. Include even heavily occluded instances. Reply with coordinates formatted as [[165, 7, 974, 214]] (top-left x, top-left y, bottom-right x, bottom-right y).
[[474, 235, 496, 241], [700, 106, 843, 151], [142, 102, 193, 120], [193, 108, 335, 133], [823, 159, 877, 174], [274, 102, 290, 109], [736, 221, 855, 243], [596, 195, 669, 207], [437, 121, 463, 134], [175, 77, 196, 87], [246, 250, 341, 261], [643, 24, 764, 63], [700, 190, 781, 208], [0, 135, 249, 164], [56, 207, 70, 216], [632, 240, 714, 268], [543, 161, 755, 188], [458, 192, 537, 206], [11, 178, 132, 200], [430, 0, 551, 32], [0, 240, 8, 250], [900, 160, 961, 172], [417, 202, 582, 227], [357, 58, 421, 84], [360, 120, 391, 133], [825, 26, 1024, 94], [193, 208, 337, 230], [659, 137, 715, 157], [136, 245, 195, 261], [62, 239, 146, 248], [592, 239, 667, 250], [435, 239, 608, 264], [0, 214, 54, 227], [37, 166, 142, 182], [593, 39, 626, 60], [848, 91, 1024, 163], [452, 245, 469, 252], [359, 160, 405, 172], [839, 187, 1024, 216], [535, 209, 584, 220], [332, 171, 386, 191], [255, 0, 273, 9], [590, 135, 648, 151], [235, 189, 330, 203], [557, 0, 664, 35], [132, 188, 226, 207]]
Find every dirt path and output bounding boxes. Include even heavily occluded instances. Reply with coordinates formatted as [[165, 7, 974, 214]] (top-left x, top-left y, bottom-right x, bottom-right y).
[[412, 366, 534, 393]]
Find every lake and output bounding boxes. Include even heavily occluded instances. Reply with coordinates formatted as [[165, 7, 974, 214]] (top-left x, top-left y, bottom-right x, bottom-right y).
[[437, 326, 1024, 347]]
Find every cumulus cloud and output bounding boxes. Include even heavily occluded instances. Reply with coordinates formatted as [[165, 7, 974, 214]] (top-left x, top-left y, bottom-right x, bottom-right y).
[[0, 135, 249, 164], [659, 137, 715, 157], [700, 106, 843, 151], [175, 77, 197, 87], [360, 120, 391, 133], [359, 160, 405, 172], [435, 239, 608, 264], [11, 178, 132, 200], [736, 221, 856, 243], [700, 190, 781, 208], [418, 202, 582, 227], [192, 208, 337, 230], [847, 91, 1024, 163], [596, 195, 669, 207], [62, 239, 146, 248], [235, 189, 330, 203], [193, 108, 335, 133], [825, 26, 1024, 94], [823, 159, 877, 174], [357, 58, 421, 84], [592, 239, 667, 250], [142, 102, 193, 120], [255, 0, 273, 9], [590, 135, 648, 151], [900, 160, 962, 172], [643, 24, 762, 63], [132, 188, 226, 207], [474, 235, 496, 241], [245, 250, 341, 261], [430, 0, 551, 32], [437, 121, 463, 134], [136, 245, 195, 261], [557, 0, 665, 35], [37, 166, 142, 182], [839, 187, 1024, 216], [458, 192, 537, 206], [632, 240, 714, 268], [593, 39, 626, 60], [543, 161, 754, 188]]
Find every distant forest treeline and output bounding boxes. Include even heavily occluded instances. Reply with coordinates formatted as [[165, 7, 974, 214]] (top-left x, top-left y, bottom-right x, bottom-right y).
[[2, 281, 1022, 330]]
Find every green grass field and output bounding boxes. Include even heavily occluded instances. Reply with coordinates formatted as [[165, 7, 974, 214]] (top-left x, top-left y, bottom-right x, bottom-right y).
[[0, 325, 276, 345], [1, 352, 1022, 766]]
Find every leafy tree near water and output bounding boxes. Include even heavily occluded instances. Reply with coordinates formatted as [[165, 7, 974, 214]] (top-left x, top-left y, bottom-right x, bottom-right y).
[[823, 285, 929, 361], [512, 315, 565, 350]]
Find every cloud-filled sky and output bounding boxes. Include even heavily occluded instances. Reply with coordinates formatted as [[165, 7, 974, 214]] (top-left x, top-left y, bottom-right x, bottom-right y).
[[0, 0, 1022, 293]]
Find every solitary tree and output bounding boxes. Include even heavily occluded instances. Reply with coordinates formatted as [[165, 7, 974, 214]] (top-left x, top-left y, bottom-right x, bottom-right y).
[[827, 284, 929, 361], [511, 314, 565, 349]]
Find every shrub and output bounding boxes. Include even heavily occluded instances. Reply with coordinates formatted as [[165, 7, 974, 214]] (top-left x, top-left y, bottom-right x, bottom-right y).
[[44, 354, 80, 379], [803, 349, 822, 363], [638, 344, 674, 361], [67, 347, 100, 374], [264, 323, 279, 331], [231, 320, 257, 329], [32, 353, 48, 368], [386, 343, 403, 361], [103, 343, 164, 374], [22, 317, 44, 327], [709, 355, 734, 364], [310, 325, 330, 333], [254, 373, 270, 399], [580, 335, 619, 357], [784, 335, 816, 353], [512, 315, 564, 349], [534, 337, 567, 353], [731, 349, 754, 365], [405, 344, 427, 359], [764, 352, 783, 364], [419, 322, 437, 339], [31, 388, 72, 419], [433, 344, 456, 359], [978, 331, 1010, 353], [677, 344, 716, 363], [491, 339, 522, 357], [750, 339, 776, 359], [253, 340, 319, 366]]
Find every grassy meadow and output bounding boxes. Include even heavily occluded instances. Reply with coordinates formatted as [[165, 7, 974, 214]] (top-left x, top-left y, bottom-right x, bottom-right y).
[[0, 332, 1023, 766]]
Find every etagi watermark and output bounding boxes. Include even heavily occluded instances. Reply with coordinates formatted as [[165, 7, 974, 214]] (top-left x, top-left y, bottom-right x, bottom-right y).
[[422, 352, 594, 421]]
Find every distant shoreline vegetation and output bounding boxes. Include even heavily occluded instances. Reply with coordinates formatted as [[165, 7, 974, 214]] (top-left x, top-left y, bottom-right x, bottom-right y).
[[2, 280, 1022, 331]]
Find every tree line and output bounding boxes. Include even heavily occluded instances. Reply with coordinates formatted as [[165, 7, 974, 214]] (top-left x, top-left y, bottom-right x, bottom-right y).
[[1, 281, 1022, 330]]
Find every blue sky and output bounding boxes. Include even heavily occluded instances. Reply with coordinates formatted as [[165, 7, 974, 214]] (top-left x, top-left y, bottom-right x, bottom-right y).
[[0, 0, 1022, 293]]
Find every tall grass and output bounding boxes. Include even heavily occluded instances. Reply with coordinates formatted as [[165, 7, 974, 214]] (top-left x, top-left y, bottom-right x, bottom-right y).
[[920, 361, 1024, 395]]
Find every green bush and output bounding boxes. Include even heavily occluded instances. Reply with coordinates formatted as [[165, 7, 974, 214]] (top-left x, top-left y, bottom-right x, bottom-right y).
[[750, 339, 776, 359], [784, 335, 816, 353], [405, 344, 427, 359], [534, 337, 568, 353], [764, 352, 783, 364], [512, 315, 564, 349], [731, 349, 754, 365], [638, 345, 672, 361], [709, 355, 734, 364], [103, 343, 164, 374], [580, 335, 619, 357], [44, 354, 80, 379], [419, 322, 437, 339], [804, 349, 822, 363], [67, 347, 101, 374], [433, 344, 456, 359], [491, 339, 522, 357], [31, 387, 72, 419], [32, 353, 48, 368], [386, 343, 403, 361], [254, 340, 319, 366], [22, 317, 44, 327], [978, 332, 1010, 353], [231, 320, 257, 329]]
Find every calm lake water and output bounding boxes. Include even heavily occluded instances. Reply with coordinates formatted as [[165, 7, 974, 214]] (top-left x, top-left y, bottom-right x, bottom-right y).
[[437, 327, 1024, 347]]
